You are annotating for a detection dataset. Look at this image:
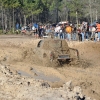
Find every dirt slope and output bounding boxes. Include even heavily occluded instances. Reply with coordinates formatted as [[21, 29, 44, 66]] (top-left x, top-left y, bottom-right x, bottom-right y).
[[58, 41, 100, 99], [0, 35, 100, 99]]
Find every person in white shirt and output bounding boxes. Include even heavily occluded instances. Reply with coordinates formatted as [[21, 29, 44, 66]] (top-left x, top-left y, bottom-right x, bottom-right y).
[[54, 25, 61, 38]]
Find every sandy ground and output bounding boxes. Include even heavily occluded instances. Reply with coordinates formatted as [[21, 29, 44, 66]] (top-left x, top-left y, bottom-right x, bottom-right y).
[[0, 35, 100, 100]]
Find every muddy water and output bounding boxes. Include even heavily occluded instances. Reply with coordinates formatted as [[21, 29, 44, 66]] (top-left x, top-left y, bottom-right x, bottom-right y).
[[18, 68, 61, 82]]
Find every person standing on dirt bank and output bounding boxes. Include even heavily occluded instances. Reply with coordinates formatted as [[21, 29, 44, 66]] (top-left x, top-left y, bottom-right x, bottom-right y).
[[38, 25, 43, 39], [65, 24, 72, 41], [59, 25, 64, 39], [33, 23, 39, 38], [72, 25, 77, 41], [85, 23, 90, 40], [54, 25, 61, 39], [96, 22, 100, 41], [77, 27, 82, 41], [81, 30, 85, 41]]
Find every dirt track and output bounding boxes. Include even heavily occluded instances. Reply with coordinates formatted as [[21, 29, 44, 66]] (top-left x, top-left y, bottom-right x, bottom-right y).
[[0, 35, 100, 100]]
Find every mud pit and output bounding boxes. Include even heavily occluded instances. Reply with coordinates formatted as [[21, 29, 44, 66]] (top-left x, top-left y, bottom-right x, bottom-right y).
[[0, 35, 100, 100]]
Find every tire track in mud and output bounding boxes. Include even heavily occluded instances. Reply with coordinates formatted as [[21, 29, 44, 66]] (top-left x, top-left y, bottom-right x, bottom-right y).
[[57, 67, 100, 82]]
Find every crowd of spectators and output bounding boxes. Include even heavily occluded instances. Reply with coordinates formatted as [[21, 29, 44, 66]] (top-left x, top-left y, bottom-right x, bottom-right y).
[[20, 21, 100, 42]]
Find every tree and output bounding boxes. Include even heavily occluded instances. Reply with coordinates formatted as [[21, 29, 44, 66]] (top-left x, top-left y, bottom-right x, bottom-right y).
[[2, 0, 20, 32], [0, 0, 100, 34]]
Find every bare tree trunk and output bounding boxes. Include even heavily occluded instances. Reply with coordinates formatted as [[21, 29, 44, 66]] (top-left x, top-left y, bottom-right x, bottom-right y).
[[89, 0, 92, 24], [4, 9, 7, 31], [20, 18, 22, 28], [19, 12, 22, 28], [24, 14, 26, 26], [13, 7, 15, 33], [76, 11, 78, 29], [32, 14, 33, 23], [1, 2, 4, 33], [96, 9, 97, 21], [9, 16, 11, 30]]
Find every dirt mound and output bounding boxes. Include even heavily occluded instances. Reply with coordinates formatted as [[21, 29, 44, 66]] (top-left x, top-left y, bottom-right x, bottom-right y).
[[0, 35, 100, 99], [57, 41, 100, 100], [68, 41, 100, 67]]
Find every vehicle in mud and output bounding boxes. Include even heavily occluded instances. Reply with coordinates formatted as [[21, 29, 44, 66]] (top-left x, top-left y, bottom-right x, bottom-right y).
[[33, 39, 79, 67]]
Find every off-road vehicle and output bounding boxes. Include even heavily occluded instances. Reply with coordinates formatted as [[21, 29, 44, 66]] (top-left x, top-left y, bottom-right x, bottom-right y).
[[33, 39, 79, 67]]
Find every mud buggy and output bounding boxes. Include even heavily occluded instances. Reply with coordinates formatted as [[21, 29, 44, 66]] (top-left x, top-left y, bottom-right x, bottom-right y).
[[33, 39, 79, 67]]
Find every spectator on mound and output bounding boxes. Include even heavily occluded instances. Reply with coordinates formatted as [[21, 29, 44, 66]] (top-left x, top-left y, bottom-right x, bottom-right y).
[[77, 28, 82, 41], [59, 25, 64, 39], [81, 30, 85, 41], [96, 21, 100, 41], [90, 26, 96, 40], [32, 25, 36, 36], [85, 24, 89, 40], [72, 25, 77, 41], [65, 24, 72, 41], [38, 25, 43, 39], [54, 25, 61, 39], [94, 32, 98, 41]]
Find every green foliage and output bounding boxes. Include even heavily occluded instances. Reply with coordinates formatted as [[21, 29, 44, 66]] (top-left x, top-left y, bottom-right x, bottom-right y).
[[63, 0, 84, 18], [3, 0, 20, 8], [1, 0, 100, 26]]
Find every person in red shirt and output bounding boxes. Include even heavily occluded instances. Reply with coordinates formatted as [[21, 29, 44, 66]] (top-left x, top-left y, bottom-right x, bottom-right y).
[[96, 22, 100, 41]]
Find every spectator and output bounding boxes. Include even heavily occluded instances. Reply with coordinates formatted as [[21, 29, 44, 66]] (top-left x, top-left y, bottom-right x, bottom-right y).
[[59, 25, 64, 39], [77, 28, 82, 41], [32, 25, 36, 36], [94, 32, 98, 41], [96, 21, 100, 41], [38, 25, 43, 39], [81, 30, 85, 41], [89, 26, 96, 40], [72, 25, 77, 41], [54, 25, 61, 39], [85, 24, 89, 40], [65, 24, 72, 41]]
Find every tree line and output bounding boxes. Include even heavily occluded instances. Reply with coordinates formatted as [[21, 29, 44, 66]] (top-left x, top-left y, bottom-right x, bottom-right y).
[[0, 0, 100, 32]]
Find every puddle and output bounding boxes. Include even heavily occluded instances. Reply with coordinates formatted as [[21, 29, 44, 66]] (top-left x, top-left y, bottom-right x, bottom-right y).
[[17, 70, 32, 77], [31, 68, 61, 82], [17, 68, 61, 82]]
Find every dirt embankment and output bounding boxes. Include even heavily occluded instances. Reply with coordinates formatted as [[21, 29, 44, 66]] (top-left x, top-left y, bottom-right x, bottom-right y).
[[58, 41, 100, 100], [0, 35, 100, 100]]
